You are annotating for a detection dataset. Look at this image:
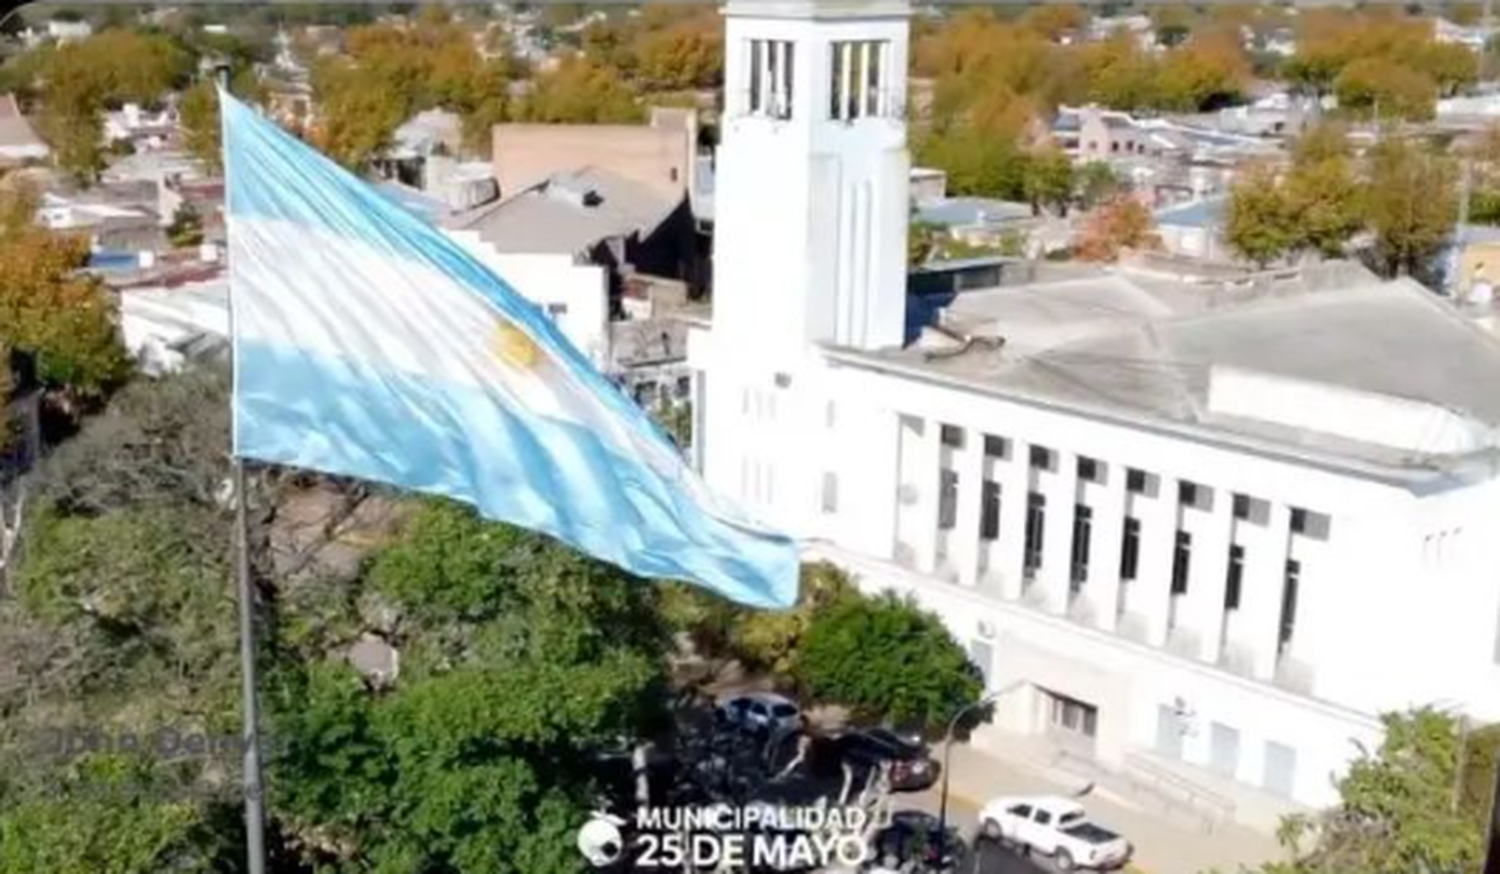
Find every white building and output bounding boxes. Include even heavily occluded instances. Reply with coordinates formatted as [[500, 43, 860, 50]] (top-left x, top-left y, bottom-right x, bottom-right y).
[[689, 0, 1500, 821]]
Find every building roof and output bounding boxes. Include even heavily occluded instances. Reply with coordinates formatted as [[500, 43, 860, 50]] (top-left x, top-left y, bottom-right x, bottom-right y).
[[1154, 196, 1228, 229], [916, 197, 1032, 229], [829, 264, 1500, 488], [0, 94, 48, 155], [446, 166, 681, 256]]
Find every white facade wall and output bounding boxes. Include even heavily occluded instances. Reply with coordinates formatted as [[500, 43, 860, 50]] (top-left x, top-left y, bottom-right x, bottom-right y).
[[694, 0, 1500, 817], [444, 230, 610, 366]]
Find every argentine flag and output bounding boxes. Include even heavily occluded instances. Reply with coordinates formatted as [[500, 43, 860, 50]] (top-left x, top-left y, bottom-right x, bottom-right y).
[[221, 92, 797, 609]]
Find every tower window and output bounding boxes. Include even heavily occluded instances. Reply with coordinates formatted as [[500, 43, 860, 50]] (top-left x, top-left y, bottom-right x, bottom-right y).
[[748, 39, 795, 119], [830, 39, 889, 121]]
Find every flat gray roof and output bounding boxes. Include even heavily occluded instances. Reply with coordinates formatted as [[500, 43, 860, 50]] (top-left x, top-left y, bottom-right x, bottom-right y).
[[832, 263, 1500, 489]]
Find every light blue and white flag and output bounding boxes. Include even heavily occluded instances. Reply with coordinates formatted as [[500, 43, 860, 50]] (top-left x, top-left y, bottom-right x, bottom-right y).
[[220, 92, 797, 609]]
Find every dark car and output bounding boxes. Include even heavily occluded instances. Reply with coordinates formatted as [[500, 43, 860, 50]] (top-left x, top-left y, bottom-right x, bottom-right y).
[[871, 810, 966, 872], [835, 728, 941, 791]]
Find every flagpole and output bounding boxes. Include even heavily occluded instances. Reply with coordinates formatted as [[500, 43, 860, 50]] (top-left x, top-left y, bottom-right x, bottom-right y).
[[219, 62, 268, 874], [234, 459, 268, 874]]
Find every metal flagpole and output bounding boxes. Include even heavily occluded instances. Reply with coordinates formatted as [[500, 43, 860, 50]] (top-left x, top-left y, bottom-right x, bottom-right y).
[[234, 462, 268, 874], [220, 61, 268, 874]]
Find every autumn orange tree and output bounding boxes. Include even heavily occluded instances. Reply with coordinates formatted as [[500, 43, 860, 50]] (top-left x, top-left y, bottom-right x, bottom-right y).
[[518, 56, 643, 125], [1285, 12, 1476, 120], [1076, 196, 1160, 262], [0, 180, 130, 401], [311, 8, 511, 167]]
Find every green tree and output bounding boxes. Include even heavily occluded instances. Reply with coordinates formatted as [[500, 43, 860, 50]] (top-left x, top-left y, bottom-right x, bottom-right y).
[[520, 57, 642, 124], [1074, 161, 1121, 210], [794, 591, 981, 730], [166, 203, 204, 249], [270, 499, 669, 874], [1021, 148, 1075, 216], [1366, 136, 1459, 277], [0, 755, 224, 874], [1285, 151, 1363, 258], [1334, 57, 1438, 122], [0, 184, 130, 399], [1226, 166, 1299, 267], [178, 70, 265, 172], [726, 562, 855, 677], [1259, 709, 1487, 874]]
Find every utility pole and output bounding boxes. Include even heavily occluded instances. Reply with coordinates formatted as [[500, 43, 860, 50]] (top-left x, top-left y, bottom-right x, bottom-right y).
[[1452, 158, 1474, 301]]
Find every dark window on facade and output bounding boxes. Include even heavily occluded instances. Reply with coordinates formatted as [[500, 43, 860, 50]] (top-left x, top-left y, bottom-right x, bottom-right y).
[[1071, 505, 1093, 586], [1121, 517, 1141, 581], [980, 480, 1001, 541], [983, 435, 1009, 459], [938, 469, 958, 530], [1171, 531, 1192, 595], [1178, 481, 1198, 507], [1127, 468, 1148, 494], [1278, 560, 1301, 654], [1077, 456, 1101, 483], [940, 424, 964, 449], [1233, 494, 1250, 519], [1290, 508, 1331, 540], [1029, 445, 1053, 470], [1225, 545, 1245, 610], [1024, 492, 1046, 573]]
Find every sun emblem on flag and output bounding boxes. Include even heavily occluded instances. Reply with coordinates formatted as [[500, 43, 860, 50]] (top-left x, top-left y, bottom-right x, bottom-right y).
[[492, 320, 543, 370]]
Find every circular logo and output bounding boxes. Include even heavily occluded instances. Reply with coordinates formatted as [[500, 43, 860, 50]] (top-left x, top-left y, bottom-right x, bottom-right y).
[[577, 813, 625, 868]]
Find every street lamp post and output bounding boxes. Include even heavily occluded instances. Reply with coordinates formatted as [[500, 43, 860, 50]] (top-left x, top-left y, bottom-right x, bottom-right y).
[[934, 680, 1026, 872]]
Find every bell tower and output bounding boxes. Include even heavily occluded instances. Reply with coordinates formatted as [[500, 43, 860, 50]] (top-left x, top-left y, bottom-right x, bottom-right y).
[[691, 0, 912, 534], [712, 0, 912, 362]]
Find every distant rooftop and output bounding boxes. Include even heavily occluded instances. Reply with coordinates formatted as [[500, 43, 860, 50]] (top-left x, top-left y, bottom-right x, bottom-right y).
[[829, 263, 1500, 488], [446, 166, 680, 256]]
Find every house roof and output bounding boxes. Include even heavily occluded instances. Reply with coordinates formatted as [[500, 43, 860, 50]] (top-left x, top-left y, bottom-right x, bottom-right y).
[[916, 197, 1032, 228], [445, 166, 681, 256], [0, 94, 48, 154], [828, 263, 1500, 488], [1154, 196, 1228, 229]]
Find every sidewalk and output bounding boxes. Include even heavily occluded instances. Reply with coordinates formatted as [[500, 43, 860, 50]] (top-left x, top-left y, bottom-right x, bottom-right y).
[[904, 733, 1285, 874]]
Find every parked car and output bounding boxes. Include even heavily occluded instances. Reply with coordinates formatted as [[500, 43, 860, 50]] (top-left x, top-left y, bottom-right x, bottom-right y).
[[715, 692, 802, 735], [977, 795, 1132, 871], [834, 727, 940, 791], [870, 810, 965, 872]]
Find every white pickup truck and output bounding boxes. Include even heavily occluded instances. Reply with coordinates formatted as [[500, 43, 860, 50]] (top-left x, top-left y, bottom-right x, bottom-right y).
[[977, 795, 1132, 871]]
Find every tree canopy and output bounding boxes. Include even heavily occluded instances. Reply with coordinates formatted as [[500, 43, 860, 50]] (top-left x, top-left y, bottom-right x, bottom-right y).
[[0, 181, 130, 400], [794, 591, 982, 730]]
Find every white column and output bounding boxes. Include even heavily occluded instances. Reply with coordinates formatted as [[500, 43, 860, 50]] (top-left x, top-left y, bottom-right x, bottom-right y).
[[1088, 463, 1129, 633], [953, 429, 986, 586], [857, 42, 871, 118], [1135, 473, 1179, 647], [1037, 450, 1077, 615], [911, 418, 942, 575], [1242, 503, 1292, 680], [758, 41, 772, 115], [861, 406, 901, 561], [1188, 490, 1235, 663]]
